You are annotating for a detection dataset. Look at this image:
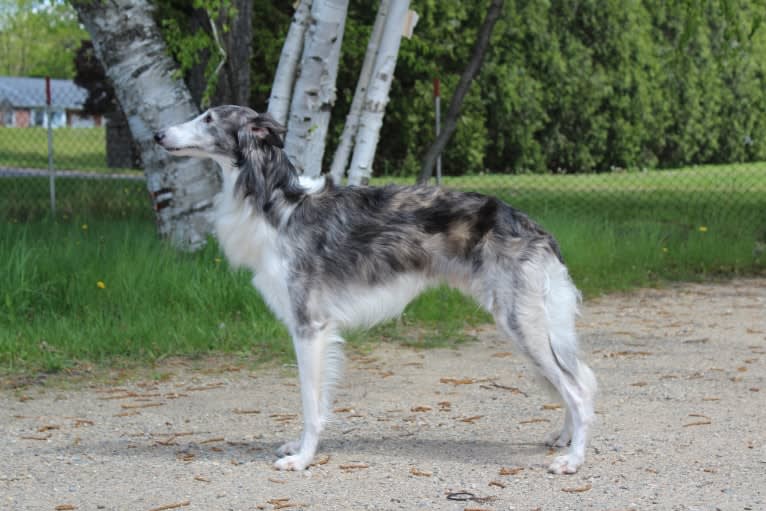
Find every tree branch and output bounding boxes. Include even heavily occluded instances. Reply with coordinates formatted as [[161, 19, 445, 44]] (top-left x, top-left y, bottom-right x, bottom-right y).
[[417, 0, 504, 184]]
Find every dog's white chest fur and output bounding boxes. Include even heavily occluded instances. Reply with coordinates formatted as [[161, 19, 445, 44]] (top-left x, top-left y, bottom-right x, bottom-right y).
[[214, 175, 293, 325]]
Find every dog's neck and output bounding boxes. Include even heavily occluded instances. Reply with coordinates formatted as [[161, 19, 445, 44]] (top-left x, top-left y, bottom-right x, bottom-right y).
[[212, 150, 328, 226]]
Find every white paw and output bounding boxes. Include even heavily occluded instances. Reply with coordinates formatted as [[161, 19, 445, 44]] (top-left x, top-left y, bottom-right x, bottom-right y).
[[544, 428, 572, 447], [274, 453, 312, 471], [548, 454, 582, 475], [276, 440, 301, 457]]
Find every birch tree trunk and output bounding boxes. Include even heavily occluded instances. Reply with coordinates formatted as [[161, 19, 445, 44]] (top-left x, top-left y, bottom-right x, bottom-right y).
[[347, 0, 410, 186], [328, 0, 390, 185], [72, 0, 218, 251], [417, 0, 504, 184], [283, 0, 349, 177], [268, 0, 313, 125]]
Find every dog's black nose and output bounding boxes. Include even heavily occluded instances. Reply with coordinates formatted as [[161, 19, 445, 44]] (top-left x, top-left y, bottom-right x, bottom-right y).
[[154, 131, 165, 143]]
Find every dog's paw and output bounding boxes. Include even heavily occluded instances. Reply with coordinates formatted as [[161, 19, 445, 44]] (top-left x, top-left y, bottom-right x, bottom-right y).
[[274, 453, 312, 471], [547, 454, 583, 475], [544, 428, 572, 448], [276, 440, 301, 457]]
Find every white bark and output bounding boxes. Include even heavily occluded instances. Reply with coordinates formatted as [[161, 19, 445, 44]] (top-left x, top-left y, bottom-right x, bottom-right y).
[[328, 0, 390, 186], [72, 0, 219, 251], [268, 0, 313, 125], [347, 0, 410, 186], [284, 0, 349, 177]]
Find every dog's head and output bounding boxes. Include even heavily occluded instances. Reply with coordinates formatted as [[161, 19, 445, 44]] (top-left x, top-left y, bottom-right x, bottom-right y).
[[154, 105, 287, 165]]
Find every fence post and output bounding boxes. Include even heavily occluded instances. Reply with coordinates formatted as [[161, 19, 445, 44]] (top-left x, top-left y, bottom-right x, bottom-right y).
[[433, 76, 442, 185], [45, 76, 56, 216]]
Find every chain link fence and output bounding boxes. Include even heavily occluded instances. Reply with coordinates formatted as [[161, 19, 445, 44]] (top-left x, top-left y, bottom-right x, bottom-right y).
[[2, 76, 765, 237], [0, 76, 150, 221]]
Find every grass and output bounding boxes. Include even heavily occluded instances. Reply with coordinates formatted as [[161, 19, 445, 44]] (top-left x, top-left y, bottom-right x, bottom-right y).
[[1, 162, 765, 377], [0, 126, 118, 172]]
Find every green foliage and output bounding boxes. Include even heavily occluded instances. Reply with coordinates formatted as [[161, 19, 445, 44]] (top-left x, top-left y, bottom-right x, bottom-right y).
[[320, 0, 766, 175], [156, 0, 237, 107], [0, 0, 87, 78]]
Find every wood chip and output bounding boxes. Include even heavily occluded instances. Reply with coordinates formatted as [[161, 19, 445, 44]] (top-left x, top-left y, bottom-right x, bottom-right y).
[[186, 383, 225, 392], [605, 351, 652, 358], [683, 414, 712, 427], [233, 408, 261, 414], [499, 466, 524, 476], [488, 480, 506, 488], [519, 418, 550, 425], [199, 437, 225, 444], [492, 352, 514, 358], [194, 476, 211, 483], [561, 483, 592, 493], [411, 405, 432, 412], [268, 477, 287, 484], [114, 410, 140, 417], [311, 454, 331, 466], [55, 505, 76, 511], [147, 501, 190, 511], [410, 467, 432, 477], [339, 463, 369, 471], [440, 377, 476, 385], [120, 402, 164, 409], [542, 403, 562, 410], [37, 424, 60, 432], [20, 434, 51, 441], [459, 415, 483, 424]]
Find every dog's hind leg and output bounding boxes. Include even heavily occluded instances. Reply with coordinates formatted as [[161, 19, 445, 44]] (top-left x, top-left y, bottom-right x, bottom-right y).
[[493, 257, 596, 474], [274, 325, 344, 470]]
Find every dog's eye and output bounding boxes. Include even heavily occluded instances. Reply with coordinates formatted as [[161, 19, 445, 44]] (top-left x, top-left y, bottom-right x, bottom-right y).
[[203, 114, 213, 124]]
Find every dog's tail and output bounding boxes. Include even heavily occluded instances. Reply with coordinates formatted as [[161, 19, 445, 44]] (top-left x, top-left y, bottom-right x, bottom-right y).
[[542, 257, 597, 397]]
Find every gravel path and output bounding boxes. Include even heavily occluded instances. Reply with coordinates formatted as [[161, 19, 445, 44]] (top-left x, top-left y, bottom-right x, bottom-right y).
[[2, 278, 764, 511]]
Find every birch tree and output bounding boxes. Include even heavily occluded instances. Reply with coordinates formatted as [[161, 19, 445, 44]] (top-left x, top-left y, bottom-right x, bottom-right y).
[[268, 0, 313, 125], [71, 0, 218, 251], [283, 0, 349, 177], [347, 0, 410, 186], [328, 0, 390, 185]]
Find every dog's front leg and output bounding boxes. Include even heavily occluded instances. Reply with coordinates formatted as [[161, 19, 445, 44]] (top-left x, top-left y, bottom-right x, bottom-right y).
[[274, 334, 323, 471]]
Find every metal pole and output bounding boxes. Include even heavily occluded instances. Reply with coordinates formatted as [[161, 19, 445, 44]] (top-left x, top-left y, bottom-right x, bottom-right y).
[[46, 76, 56, 216], [433, 77, 442, 185]]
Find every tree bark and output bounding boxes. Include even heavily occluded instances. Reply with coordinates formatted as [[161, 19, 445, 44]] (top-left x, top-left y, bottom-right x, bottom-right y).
[[416, 0, 504, 184], [283, 0, 349, 177], [185, 0, 253, 108], [328, 0, 390, 185], [347, 0, 410, 186], [268, 0, 314, 125], [72, 0, 219, 251]]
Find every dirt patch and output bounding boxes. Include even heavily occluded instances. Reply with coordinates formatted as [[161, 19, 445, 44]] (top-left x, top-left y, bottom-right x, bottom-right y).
[[2, 279, 764, 510]]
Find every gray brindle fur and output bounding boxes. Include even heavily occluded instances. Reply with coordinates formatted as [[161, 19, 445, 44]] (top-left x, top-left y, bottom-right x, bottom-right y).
[[155, 106, 596, 474]]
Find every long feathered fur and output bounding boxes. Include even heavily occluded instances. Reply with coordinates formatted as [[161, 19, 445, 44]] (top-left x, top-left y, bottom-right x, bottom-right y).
[[155, 105, 596, 474]]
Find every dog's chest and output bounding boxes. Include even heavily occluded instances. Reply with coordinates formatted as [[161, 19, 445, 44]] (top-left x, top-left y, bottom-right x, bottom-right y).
[[213, 191, 293, 321]]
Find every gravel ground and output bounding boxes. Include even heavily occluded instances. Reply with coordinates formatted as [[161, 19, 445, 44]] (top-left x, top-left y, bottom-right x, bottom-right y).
[[2, 278, 765, 511]]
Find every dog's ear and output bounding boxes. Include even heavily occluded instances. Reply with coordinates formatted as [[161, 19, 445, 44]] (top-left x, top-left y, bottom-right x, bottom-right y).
[[249, 112, 286, 148]]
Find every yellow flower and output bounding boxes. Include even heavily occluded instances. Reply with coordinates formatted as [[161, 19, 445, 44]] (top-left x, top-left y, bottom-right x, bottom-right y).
[[214, 257, 222, 265], [662, 247, 668, 253], [81, 223, 88, 231], [698, 226, 708, 232], [96, 281, 106, 289]]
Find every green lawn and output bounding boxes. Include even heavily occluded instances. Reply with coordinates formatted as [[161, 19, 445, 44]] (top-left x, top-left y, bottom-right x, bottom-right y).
[[0, 126, 114, 172], [1, 162, 765, 376]]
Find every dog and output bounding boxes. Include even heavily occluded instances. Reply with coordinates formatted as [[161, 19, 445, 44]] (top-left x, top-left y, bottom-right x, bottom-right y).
[[155, 105, 596, 474]]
